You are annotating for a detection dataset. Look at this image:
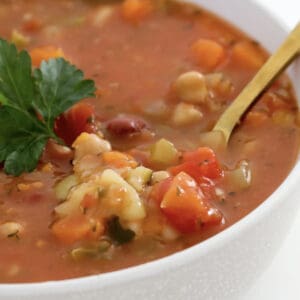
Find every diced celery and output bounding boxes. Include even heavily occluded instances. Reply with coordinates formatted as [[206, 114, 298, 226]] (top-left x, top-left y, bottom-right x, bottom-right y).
[[225, 160, 251, 190]]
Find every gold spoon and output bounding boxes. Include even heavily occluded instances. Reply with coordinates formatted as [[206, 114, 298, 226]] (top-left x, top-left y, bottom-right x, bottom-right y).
[[213, 22, 300, 145]]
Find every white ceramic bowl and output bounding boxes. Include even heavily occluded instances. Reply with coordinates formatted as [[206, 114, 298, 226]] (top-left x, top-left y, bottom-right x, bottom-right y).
[[1, 1, 299, 299]]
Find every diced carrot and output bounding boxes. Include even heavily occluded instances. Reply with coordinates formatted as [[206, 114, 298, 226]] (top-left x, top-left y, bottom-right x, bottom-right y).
[[191, 39, 225, 70], [244, 111, 269, 126], [30, 46, 65, 67], [52, 214, 94, 244], [169, 147, 223, 182], [160, 172, 222, 233], [55, 102, 97, 146], [122, 0, 153, 23], [231, 41, 266, 70], [102, 151, 138, 168]]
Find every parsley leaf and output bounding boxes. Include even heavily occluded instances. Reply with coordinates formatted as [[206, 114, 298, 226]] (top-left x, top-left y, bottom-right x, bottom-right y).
[[0, 40, 35, 110], [107, 216, 136, 245], [33, 58, 96, 129], [0, 39, 96, 176]]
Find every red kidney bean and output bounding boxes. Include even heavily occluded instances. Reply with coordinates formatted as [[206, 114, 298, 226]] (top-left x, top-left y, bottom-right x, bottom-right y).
[[106, 115, 147, 136]]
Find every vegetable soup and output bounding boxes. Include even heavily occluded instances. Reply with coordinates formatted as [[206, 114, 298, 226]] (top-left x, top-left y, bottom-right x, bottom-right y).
[[0, 0, 299, 283]]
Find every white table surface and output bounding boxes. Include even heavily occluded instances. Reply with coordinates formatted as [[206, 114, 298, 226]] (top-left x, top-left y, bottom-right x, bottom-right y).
[[242, 1, 300, 300]]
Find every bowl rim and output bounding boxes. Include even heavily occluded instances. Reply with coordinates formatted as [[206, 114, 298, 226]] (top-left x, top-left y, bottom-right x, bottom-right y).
[[1, 0, 299, 296]]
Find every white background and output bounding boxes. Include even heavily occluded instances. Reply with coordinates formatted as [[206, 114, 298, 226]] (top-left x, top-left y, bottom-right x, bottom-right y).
[[243, 1, 299, 299]]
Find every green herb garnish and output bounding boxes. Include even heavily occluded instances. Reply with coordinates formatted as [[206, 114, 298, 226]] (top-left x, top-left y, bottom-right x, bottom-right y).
[[0, 39, 96, 176], [107, 216, 135, 245]]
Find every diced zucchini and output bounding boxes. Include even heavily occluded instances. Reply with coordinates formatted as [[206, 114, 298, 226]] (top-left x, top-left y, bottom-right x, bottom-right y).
[[126, 166, 153, 192], [54, 174, 79, 201], [225, 160, 251, 190], [150, 138, 178, 166], [100, 169, 146, 221], [150, 171, 170, 184]]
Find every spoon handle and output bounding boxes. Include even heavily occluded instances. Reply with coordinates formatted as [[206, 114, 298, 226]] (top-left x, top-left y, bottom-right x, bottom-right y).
[[213, 22, 300, 144]]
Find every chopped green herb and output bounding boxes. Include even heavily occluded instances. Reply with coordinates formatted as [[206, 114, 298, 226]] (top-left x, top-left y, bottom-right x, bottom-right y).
[[107, 216, 135, 245], [0, 39, 96, 176]]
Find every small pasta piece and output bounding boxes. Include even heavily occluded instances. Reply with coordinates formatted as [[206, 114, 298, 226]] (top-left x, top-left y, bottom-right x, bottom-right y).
[[72, 132, 111, 163], [172, 102, 203, 126], [173, 71, 208, 104], [55, 179, 100, 217], [55, 174, 79, 201], [99, 169, 146, 221], [191, 39, 225, 70], [0, 222, 24, 239]]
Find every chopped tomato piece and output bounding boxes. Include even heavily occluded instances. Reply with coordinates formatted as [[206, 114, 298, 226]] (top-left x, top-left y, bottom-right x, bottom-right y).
[[150, 177, 173, 205], [160, 172, 222, 233], [102, 151, 138, 168], [30, 45, 65, 67], [169, 147, 223, 183], [55, 102, 97, 146]]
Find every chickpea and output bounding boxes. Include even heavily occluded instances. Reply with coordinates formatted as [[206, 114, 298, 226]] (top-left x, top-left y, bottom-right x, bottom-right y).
[[172, 102, 203, 126], [173, 71, 208, 104]]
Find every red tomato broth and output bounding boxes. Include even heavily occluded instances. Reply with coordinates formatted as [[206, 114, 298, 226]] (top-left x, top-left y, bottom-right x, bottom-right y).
[[0, 0, 299, 283]]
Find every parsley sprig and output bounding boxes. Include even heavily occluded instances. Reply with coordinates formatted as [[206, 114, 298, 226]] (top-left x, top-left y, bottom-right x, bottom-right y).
[[0, 39, 96, 176]]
